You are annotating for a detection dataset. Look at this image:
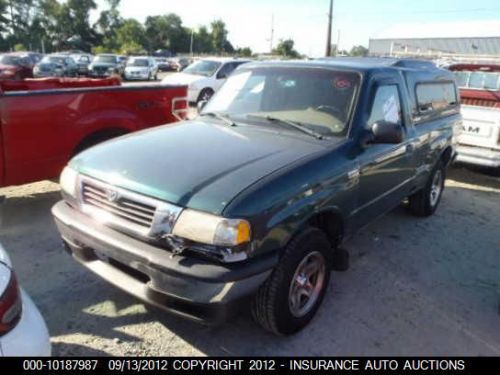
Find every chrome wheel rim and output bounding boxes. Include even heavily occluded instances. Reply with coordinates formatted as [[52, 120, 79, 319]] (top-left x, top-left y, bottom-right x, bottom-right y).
[[288, 251, 326, 318], [430, 170, 443, 207]]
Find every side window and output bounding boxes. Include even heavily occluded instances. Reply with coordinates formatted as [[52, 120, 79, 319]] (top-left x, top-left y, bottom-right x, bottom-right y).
[[368, 85, 402, 126], [217, 63, 234, 79], [416, 82, 457, 114]]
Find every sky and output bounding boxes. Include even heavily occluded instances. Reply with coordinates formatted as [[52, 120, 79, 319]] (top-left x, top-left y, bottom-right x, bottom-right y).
[[93, 0, 500, 57]]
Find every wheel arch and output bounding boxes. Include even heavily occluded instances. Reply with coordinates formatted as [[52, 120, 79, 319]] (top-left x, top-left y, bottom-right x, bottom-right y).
[[73, 126, 131, 156]]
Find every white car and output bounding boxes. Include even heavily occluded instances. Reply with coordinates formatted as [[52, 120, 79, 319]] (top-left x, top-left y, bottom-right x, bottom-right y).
[[162, 57, 251, 104], [0, 243, 51, 356], [124, 56, 159, 81]]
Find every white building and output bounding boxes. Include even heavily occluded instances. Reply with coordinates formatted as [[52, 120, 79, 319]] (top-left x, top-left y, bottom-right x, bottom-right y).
[[369, 21, 500, 57]]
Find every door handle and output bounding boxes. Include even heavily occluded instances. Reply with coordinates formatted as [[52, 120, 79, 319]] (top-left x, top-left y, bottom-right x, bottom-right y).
[[406, 144, 415, 153]]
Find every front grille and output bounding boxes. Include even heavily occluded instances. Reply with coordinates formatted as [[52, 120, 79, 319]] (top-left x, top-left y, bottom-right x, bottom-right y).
[[81, 180, 157, 229], [78, 176, 183, 239]]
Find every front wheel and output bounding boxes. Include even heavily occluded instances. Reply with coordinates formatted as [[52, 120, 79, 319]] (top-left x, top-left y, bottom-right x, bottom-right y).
[[197, 88, 214, 104], [408, 161, 445, 217], [251, 227, 332, 335]]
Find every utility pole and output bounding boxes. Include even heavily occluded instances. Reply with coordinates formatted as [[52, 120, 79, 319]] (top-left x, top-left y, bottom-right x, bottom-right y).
[[326, 0, 333, 57], [269, 14, 275, 53]]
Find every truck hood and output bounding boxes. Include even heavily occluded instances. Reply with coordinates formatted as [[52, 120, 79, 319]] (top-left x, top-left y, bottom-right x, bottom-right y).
[[161, 73, 204, 86], [71, 120, 328, 215]]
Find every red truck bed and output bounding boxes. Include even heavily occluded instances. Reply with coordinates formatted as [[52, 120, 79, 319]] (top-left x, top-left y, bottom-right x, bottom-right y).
[[0, 78, 187, 187]]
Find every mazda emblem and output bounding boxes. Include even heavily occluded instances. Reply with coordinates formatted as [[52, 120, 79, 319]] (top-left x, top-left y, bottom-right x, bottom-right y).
[[106, 190, 119, 202]]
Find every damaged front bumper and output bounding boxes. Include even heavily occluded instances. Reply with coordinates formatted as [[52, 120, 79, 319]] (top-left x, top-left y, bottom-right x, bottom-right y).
[[51, 201, 276, 324]]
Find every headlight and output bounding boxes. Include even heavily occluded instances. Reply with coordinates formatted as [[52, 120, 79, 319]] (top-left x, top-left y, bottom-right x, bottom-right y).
[[172, 209, 251, 247], [60, 167, 78, 198]]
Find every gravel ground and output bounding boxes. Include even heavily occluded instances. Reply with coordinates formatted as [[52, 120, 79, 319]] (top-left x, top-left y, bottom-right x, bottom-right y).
[[0, 165, 499, 356]]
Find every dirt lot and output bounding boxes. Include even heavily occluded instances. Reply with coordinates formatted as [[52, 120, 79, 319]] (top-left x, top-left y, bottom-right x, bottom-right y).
[[0, 165, 499, 356]]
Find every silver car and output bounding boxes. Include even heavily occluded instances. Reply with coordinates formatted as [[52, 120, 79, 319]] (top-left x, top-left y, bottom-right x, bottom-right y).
[[124, 56, 158, 81]]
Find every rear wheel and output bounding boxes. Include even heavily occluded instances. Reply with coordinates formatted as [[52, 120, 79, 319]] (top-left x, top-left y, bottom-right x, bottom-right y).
[[251, 227, 332, 335], [409, 161, 446, 217]]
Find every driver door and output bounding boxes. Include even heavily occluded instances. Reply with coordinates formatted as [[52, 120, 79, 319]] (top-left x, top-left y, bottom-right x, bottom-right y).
[[354, 79, 416, 227]]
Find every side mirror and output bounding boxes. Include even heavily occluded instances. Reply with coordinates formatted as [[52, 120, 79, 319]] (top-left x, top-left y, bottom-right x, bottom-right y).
[[369, 121, 404, 144], [197, 100, 208, 114]]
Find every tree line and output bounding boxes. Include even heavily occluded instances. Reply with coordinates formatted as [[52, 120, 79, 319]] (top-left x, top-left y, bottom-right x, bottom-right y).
[[0, 0, 254, 56], [0, 0, 368, 58]]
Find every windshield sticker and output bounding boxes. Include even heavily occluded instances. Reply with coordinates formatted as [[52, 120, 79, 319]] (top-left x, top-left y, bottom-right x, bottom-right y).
[[334, 77, 352, 90], [383, 95, 400, 123]]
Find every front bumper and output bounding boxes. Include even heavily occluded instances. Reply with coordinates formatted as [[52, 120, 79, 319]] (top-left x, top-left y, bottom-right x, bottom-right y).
[[456, 145, 500, 168], [0, 291, 51, 357], [89, 71, 113, 78], [52, 201, 275, 324], [125, 73, 149, 80]]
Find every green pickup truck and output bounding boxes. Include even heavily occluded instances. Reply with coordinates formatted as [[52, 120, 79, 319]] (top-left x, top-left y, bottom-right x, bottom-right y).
[[52, 58, 461, 335]]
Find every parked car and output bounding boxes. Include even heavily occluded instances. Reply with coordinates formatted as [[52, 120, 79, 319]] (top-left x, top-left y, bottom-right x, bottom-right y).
[[162, 57, 251, 103], [155, 57, 173, 72], [124, 56, 158, 81], [71, 53, 93, 76], [33, 54, 78, 78], [0, 243, 51, 356], [170, 57, 191, 72], [88, 54, 124, 78], [448, 63, 500, 172], [0, 77, 187, 188], [0, 53, 34, 80], [52, 58, 460, 335]]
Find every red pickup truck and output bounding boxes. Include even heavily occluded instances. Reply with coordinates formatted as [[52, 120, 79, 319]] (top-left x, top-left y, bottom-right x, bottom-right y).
[[0, 78, 187, 187]]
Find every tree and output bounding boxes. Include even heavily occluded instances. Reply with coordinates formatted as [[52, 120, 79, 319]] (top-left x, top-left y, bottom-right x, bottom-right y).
[[273, 39, 299, 58], [94, 0, 123, 51], [210, 19, 228, 54], [116, 18, 145, 52], [349, 45, 368, 57], [144, 14, 189, 53], [193, 25, 212, 53], [236, 46, 252, 57]]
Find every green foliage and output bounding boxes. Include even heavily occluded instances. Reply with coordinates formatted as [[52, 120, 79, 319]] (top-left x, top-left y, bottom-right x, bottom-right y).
[[349, 45, 368, 57], [273, 39, 299, 58], [0, 2, 241, 56], [236, 47, 253, 57], [119, 41, 144, 55], [116, 18, 145, 51], [13, 42, 25, 51], [210, 19, 228, 53], [144, 14, 189, 53], [193, 25, 211, 53]]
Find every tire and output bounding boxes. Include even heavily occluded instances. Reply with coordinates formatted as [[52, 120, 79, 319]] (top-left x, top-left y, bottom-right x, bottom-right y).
[[409, 160, 446, 217], [197, 88, 214, 104], [251, 227, 332, 335]]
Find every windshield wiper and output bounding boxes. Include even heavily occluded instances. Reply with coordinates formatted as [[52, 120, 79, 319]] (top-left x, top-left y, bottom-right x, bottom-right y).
[[248, 115, 323, 140], [200, 112, 237, 127]]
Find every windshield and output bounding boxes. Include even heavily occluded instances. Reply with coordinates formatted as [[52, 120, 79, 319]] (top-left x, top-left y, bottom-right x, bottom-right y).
[[183, 60, 221, 77], [203, 67, 360, 137], [454, 71, 500, 90], [95, 55, 117, 64], [41, 56, 65, 65], [127, 58, 148, 67], [0, 55, 21, 65]]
